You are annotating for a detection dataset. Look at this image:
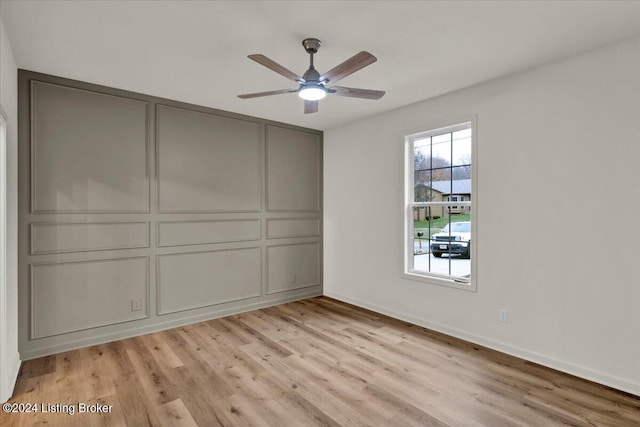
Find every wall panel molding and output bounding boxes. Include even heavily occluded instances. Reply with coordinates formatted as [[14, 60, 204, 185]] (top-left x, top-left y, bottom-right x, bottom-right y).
[[157, 219, 260, 248], [266, 218, 320, 239], [31, 222, 149, 254]]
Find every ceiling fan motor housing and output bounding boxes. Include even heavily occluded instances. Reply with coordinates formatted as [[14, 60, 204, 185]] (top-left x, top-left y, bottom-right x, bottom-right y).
[[302, 38, 321, 54], [302, 67, 321, 83]]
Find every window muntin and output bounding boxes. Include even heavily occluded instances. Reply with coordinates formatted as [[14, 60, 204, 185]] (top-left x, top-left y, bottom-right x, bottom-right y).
[[405, 122, 475, 289]]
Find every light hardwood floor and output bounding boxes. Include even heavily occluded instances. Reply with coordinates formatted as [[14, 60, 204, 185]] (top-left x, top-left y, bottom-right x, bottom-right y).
[[2, 297, 639, 426]]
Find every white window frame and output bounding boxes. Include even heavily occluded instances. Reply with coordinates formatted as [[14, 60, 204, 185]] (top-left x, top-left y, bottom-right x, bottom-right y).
[[402, 118, 477, 291]]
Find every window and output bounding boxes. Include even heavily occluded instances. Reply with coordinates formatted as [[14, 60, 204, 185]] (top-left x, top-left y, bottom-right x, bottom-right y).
[[449, 196, 458, 210], [404, 120, 476, 290]]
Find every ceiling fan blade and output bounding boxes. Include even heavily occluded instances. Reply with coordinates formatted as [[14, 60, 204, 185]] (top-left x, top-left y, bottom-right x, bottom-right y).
[[304, 100, 318, 114], [237, 89, 298, 99], [248, 54, 304, 82], [319, 51, 377, 84], [328, 86, 385, 100]]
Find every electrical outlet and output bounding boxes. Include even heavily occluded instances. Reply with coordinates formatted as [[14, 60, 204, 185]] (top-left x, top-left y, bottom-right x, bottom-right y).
[[290, 274, 297, 284], [131, 298, 142, 312], [498, 309, 508, 323]]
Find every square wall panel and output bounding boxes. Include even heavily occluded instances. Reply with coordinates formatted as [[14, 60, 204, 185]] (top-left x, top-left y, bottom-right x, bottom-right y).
[[156, 105, 261, 212], [31, 81, 149, 213], [266, 125, 320, 212], [157, 248, 261, 314], [267, 243, 320, 294], [31, 257, 149, 338]]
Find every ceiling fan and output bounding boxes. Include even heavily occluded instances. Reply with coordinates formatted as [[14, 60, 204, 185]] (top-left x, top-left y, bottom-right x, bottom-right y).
[[238, 38, 385, 114]]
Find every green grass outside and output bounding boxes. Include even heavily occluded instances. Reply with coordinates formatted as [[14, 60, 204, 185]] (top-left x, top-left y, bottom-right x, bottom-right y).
[[414, 214, 471, 238]]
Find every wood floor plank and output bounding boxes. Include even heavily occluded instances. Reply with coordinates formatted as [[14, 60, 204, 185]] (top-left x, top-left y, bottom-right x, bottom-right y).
[[122, 337, 178, 405], [234, 310, 299, 342], [240, 342, 377, 426], [297, 352, 397, 421], [158, 399, 199, 427], [265, 392, 342, 427], [213, 393, 273, 427], [101, 341, 164, 427], [363, 382, 456, 427], [139, 332, 184, 370], [15, 355, 55, 382], [3, 296, 638, 426], [191, 321, 266, 377], [161, 328, 235, 401], [156, 365, 224, 427], [78, 346, 117, 401], [223, 316, 294, 358]]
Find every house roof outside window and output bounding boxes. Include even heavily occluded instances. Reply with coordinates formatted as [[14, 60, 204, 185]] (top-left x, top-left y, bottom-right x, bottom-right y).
[[418, 179, 471, 196]]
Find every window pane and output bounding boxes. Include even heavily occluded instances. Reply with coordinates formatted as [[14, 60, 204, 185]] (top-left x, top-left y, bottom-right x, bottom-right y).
[[452, 129, 472, 167], [414, 139, 434, 202], [414, 177, 434, 202], [413, 207, 471, 280], [412, 206, 435, 254], [413, 137, 431, 170], [451, 163, 472, 181], [431, 132, 452, 165]]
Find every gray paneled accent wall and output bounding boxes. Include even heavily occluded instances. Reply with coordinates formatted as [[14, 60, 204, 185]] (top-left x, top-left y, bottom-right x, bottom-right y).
[[18, 70, 322, 359], [31, 82, 149, 213]]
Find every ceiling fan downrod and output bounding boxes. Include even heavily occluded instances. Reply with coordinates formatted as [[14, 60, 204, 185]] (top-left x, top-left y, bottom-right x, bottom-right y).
[[302, 38, 322, 82]]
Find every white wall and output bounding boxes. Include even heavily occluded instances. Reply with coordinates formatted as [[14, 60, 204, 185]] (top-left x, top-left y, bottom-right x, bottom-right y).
[[324, 36, 640, 396], [0, 14, 20, 402]]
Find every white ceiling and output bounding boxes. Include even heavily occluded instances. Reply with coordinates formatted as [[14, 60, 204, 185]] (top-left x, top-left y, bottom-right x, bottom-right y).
[[2, 1, 640, 130]]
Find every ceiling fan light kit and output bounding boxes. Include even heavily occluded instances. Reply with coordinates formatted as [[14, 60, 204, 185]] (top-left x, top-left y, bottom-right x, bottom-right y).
[[298, 87, 326, 101], [238, 38, 385, 114]]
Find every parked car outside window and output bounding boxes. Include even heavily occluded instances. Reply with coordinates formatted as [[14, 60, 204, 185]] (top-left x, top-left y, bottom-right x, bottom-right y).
[[430, 221, 471, 258]]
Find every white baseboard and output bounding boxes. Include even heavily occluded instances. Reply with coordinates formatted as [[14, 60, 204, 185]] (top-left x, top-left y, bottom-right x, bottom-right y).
[[324, 290, 640, 397], [21, 289, 322, 360], [1, 352, 21, 403]]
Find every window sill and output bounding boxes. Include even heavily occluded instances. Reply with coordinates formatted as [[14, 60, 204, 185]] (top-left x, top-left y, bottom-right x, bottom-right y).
[[401, 271, 477, 292]]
